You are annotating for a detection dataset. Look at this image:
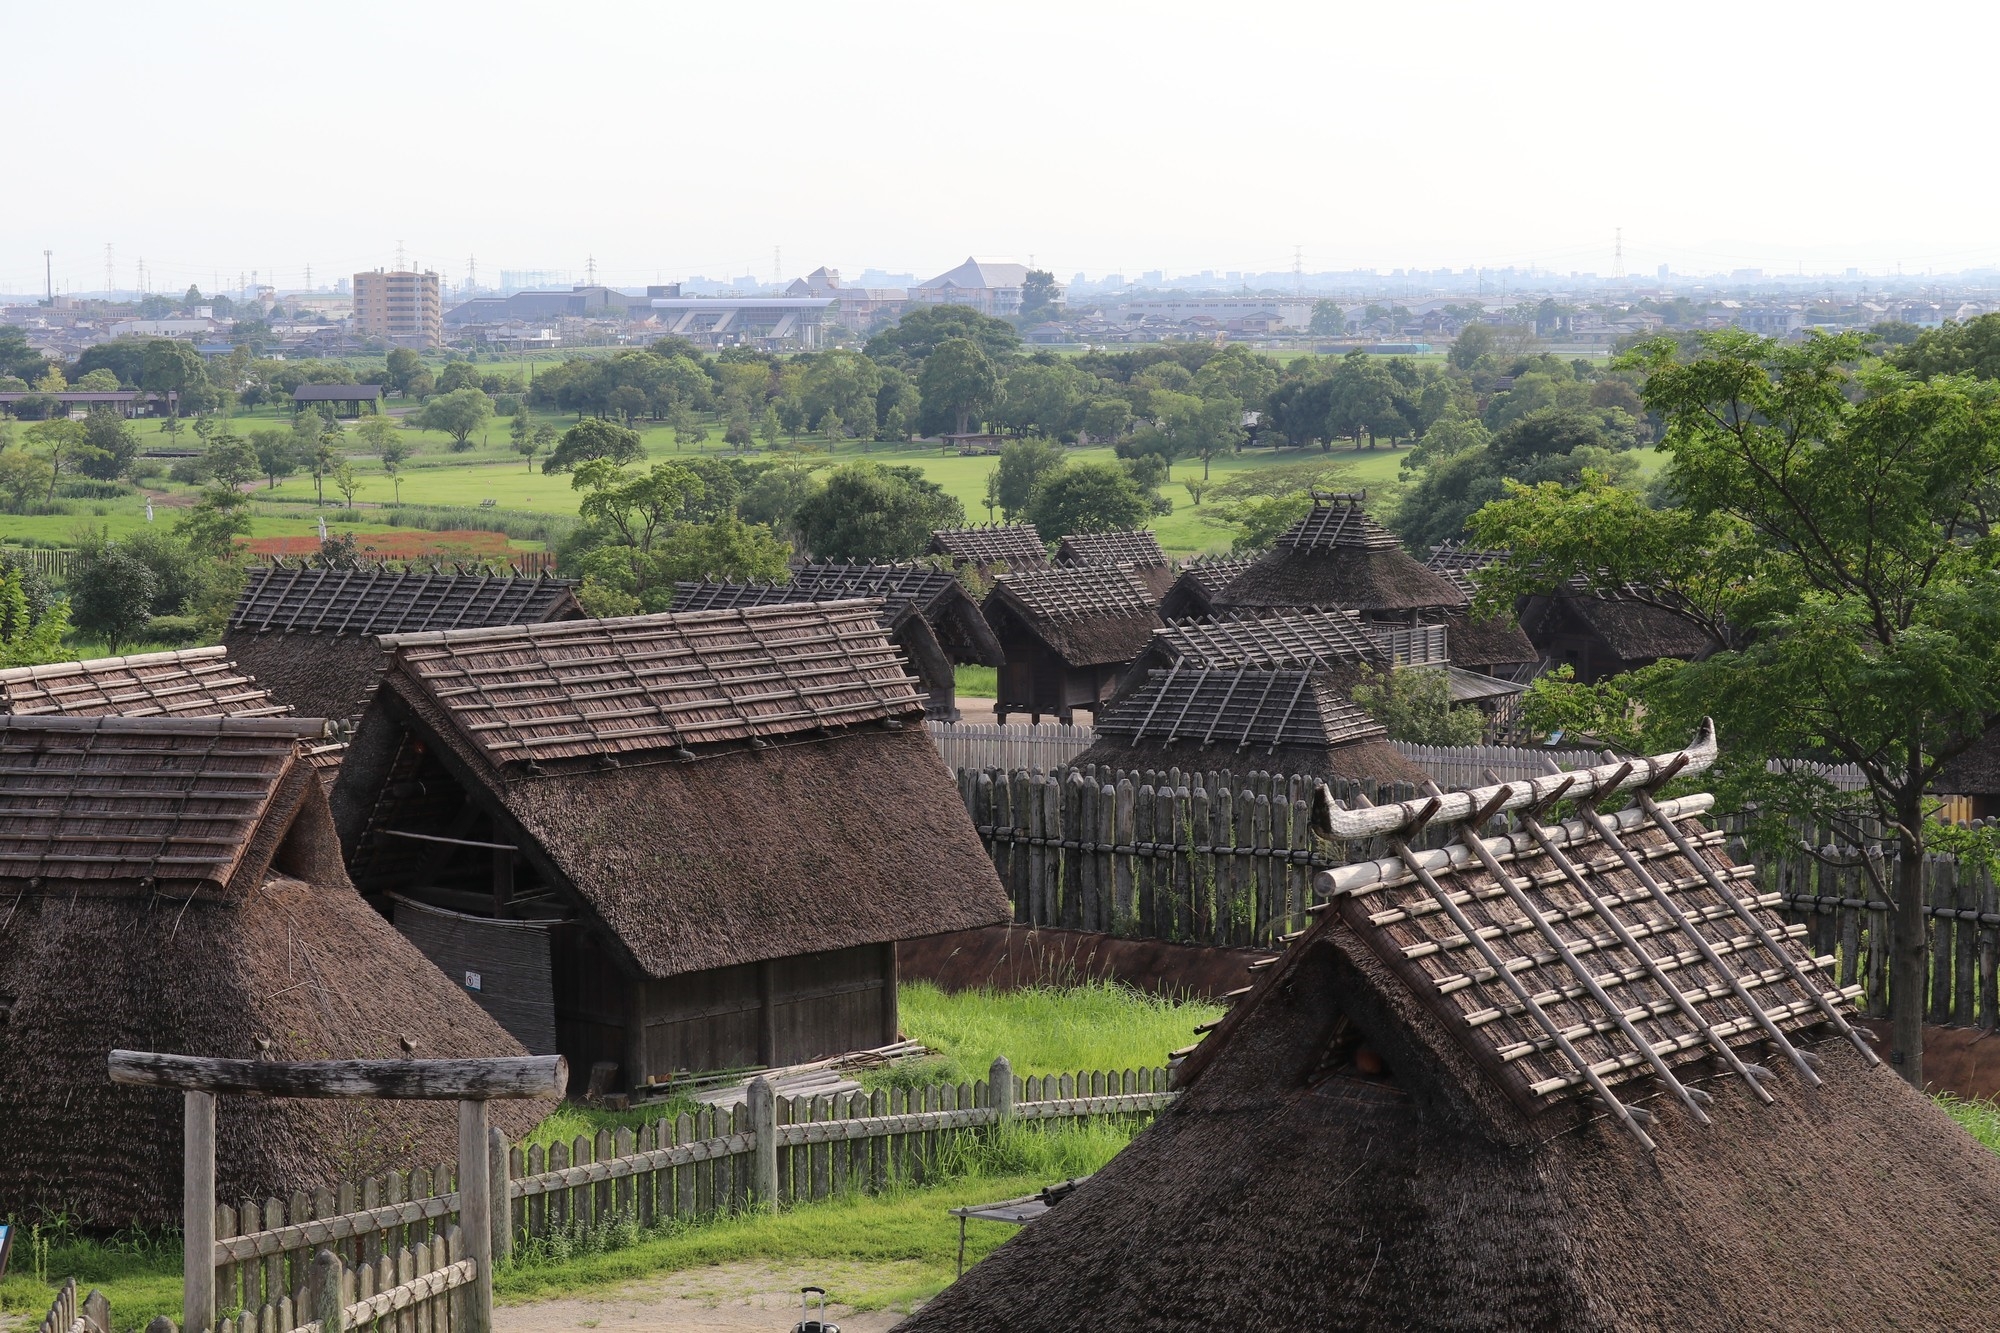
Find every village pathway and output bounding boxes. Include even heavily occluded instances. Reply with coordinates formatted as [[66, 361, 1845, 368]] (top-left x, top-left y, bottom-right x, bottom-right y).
[[496, 1262, 917, 1333]]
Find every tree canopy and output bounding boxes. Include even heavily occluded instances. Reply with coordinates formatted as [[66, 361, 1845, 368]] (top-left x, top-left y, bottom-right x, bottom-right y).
[[793, 462, 964, 561]]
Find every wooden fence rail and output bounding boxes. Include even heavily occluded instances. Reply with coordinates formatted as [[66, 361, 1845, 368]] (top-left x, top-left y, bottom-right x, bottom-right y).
[[0, 546, 77, 580], [211, 1060, 1174, 1302]]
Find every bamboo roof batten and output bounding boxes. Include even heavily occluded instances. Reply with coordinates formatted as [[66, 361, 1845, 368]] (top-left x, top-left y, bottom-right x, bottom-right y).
[[930, 523, 1047, 566], [1098, 667, 1384, 752], [0, 646, 291, 720], [1154, 609, 1384, 669], [996, 565, 1155, 622], [1308, 721, 1865, 1143], [1057, 530, 1168, 568], [230, 567, 578, 636], [388, 600, 922, 767], [1279, 492, 1403, 552]]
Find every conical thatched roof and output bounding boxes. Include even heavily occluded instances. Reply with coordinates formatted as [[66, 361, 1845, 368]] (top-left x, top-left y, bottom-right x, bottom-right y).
[[1217, 495, 1465, 615], [0, 716, 543, 1227], [906, 735, 2000, 1330]]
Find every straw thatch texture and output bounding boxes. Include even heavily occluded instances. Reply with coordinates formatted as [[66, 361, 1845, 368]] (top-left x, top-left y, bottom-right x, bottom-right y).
[[1935, 725, 2000, 797], [983, 567, 1162, 668], [1424, 540, 1507, 597], [222, 633, 390, 727], [1158, 555, 1257, 621], [0, 647, 289, 719], [1440, 610, 1539, 673], [0, 717, 542, 1227], [929, 523, 1049, 569], [380, 600, 921, 767], [1218, 546, 1468, 615], [672, 562, 1005, 666], [333, 605, 1008, 980], [906, 921, 2000, 1330], [1056, 530, 1167, 568]]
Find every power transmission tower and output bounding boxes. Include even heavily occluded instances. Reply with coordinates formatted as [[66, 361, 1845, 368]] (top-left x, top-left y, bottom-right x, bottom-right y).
[[772, 246, 782, 285], [1293, 245, 1303, 297], [43, 250, 52, 303], [586, 254, 598, 286], [466, 255, 477, 293], [306, 262, 313, 291], [395, 240, 407, 271], [105, 243, 114, 296], [1613, 227, 1625, 280]]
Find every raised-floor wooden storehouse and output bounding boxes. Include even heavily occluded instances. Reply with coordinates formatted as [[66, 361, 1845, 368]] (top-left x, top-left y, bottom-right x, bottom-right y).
[[906, 732, 2000, 1330], [1107, 609, 1387, 708], [224, 566, 584, 725], [0, 715, 544, 1227], [671, 562, 1006, 719], [928, 523, 1050, 574], [1055, 530, 1173, 601], [982, 565, 1162, 723], [1157, 555, 1255, 621], [1076, 666, 1426, 783], [329, 601, 1009, 1090]]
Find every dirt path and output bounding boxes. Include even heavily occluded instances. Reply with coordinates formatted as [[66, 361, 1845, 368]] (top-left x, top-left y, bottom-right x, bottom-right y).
[[496, 1262, 919, 1333]]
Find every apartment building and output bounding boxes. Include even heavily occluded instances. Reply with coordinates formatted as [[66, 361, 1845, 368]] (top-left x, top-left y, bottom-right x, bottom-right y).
[[353, 268, 442, 348]]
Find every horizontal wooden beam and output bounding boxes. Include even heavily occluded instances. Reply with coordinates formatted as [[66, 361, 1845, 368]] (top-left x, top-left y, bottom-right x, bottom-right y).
[[378, 829, 518, 853], [108, 1051, 565, 1100]]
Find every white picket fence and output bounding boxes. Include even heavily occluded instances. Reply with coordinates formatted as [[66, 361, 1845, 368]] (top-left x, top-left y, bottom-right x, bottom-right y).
[[927, 721, 1603, 787]]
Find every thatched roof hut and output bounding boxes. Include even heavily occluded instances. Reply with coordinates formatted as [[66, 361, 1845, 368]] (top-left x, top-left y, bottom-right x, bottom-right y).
[[982, 566, 1162, 723], [1055, 529, 1167, 569], [906, 737, 2000, 1330], [1107, 610, 1386, 708], [1077, 666, 1426, 783], [1215, 493, 1466, 617], [1934, 725, 2000, 819], [0, 715, 543, 1227], [329, 601, 1009, 1086], [1157, 555, 1256, 621], [928, 523, 1049, 572], [672, 561, 1004, 719], [0, 645, 289, 718], [1519, 582, 1717, 683], [224, 566, 583, 724]]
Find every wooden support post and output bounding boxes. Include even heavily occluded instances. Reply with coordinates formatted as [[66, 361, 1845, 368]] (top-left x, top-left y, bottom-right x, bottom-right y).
[[490, 849, 513, 918], [748, 1077, 778, 1209], [757, 961, 777, 1066], [310, 1249, 344, 1333], [881, 942, 899, 1044], [989, 1056, 1014, 1122], [487, 1126, 511, 1266], [623, 981, 651, 1093], [456, 1101, 492, 1333], [184, 1090, 216, 1333]]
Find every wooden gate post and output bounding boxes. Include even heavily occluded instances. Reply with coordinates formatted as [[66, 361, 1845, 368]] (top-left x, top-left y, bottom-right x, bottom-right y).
[[184, 1090, 216, 1333], [748, 1077, 778, 1208], [457, 1100, 492, 1333]]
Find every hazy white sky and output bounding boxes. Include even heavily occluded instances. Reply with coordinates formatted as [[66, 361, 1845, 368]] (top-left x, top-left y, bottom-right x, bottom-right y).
[[4, 0, 1994, 293]]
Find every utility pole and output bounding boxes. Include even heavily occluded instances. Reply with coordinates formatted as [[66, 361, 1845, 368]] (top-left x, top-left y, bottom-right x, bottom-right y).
[[105, 243, 115, 297], [1613, 227, 1624, 281], [43, 250, 52, 303]]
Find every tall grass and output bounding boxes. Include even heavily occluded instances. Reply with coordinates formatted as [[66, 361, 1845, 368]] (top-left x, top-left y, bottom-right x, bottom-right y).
[[885, 980, 1223, 1088], [0, 1219, 181, 1333], [952, 664, 998, 697], [377, 505, 577, 546], [1938, 1094, 2000, 1152]]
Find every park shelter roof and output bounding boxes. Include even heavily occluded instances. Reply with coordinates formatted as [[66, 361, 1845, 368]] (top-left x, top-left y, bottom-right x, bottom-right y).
[[0, 646, 288, 719], [1056, 530, 1168, 568], [332, 604, 1007, 980], [291, 384, 383, 402], [0, 714, 542, 1226], [928, 523, 1049, 569], [900, 731, 2000, 1333]]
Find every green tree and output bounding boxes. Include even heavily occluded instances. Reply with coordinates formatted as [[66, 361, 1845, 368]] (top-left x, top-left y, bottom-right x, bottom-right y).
[[1887, 313, 2000, 381], [333, 461, 361, 508], [172, 487, 253, 564], [379, 437, 412, 503], [1018, 270, 1062, 323], [1308, 300, 1349, 336], [435, 361, 483, 395], [544, 418, 644, 474], [140, 338, 208, 414], [801, 349, 883, 437], [356, 413, 399, 455], [0, 448, 53, 512], [1448, 323, 1498, 372], [25, 419, 97, 501], [509, 407, 535, 468], [202, 431, 260, 489], [919, 338, 1001, 436], [1352, 666, 1487, 744], [384, 347, 426, 397], [1082, 397, 1133, 443], [997, 360, 1089, 439], [413, 387, 492, 451], [793, 462, 965, 561], [0, 565, 71, 667], [78, 408, 140, 480], [73, 368, 121, 392], [70, 545, 157, 652], [250, 429, 303, 490], [1471, 330, 2000, 1086], [865, 304, 1021, 368], [992, 437, 1067, 520], [1027, 460, 1150, 537]]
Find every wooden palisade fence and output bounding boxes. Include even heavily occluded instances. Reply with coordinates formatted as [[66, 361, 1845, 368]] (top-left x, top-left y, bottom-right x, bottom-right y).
[[181, 1057, 1171, 1332], [37, 1279, 108, 1333]]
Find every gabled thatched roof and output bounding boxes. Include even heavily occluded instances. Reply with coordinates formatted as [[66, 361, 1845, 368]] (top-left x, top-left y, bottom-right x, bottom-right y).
[[0, 715, 541, 1226], [1092, 666, 1384, 751], [1934, 723, 2000, 797], [1110, 611, 1387, 707], [229, 566, 581, 636], [928, 523, 1049, 569], [1056, 530, 1167, 568], [1217, 498, 1465, 615], [0, 646, 288, 719], [672, 561, 1004, 665], [983, 566, 1162, 668], [332, 605, 1008, 980], [1559, 590, 1716, 662], [1423, 539, 1507, 597], [1158, 555, 1257, 621], [906, 741, 1997, 1331], [1439, 610, 1539, 671]]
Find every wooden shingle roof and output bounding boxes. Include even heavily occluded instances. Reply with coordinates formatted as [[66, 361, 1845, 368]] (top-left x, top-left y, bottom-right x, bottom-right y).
[[1094, 667, 1385, 751], [0, 647, 287, 719], [1312, 726, 1877, 1151], [1277, 492, 1403, 552], [929, 524, 1047, 567], [0, 715, 325, 893], [381, 600, 923, 768], [229, 567, 580, 636], [993, 564, 1155, 622], [1155, 610, 1384, 668], [1057, 530, 1168, 568]]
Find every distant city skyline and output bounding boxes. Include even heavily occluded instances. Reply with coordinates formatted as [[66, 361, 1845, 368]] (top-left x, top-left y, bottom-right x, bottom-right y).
[[8, 1, 2000, 297]]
